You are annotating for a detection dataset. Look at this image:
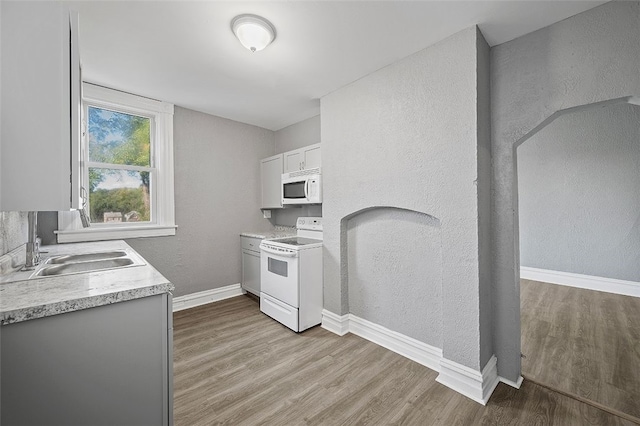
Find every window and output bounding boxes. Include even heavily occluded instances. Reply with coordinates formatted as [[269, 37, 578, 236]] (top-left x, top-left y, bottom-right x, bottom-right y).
[[57, 84, 176, 242]]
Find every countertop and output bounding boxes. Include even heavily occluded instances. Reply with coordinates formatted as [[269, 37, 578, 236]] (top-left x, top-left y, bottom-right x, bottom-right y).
[[0, 240, 174, 325], [240, 226, 296, 239]]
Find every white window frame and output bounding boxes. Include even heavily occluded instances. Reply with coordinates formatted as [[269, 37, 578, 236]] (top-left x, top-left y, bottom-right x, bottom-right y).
[[56, 83, 176, 242]]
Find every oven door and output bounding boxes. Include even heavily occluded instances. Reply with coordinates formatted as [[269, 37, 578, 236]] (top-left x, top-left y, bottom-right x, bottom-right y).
[[260, 246, 299, 308]]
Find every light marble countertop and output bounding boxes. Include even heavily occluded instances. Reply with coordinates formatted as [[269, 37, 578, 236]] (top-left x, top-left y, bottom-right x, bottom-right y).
[[0, 240, 173, 325], [240, 226, 296, 240]]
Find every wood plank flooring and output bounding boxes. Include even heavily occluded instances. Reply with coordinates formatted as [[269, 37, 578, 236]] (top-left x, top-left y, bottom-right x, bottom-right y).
[[174, 295, 635, 425], [521, 279, 640, 421]]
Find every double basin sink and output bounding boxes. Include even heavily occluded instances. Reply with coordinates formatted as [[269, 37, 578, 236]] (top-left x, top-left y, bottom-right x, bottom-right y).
[[31, 250, 145, 278]]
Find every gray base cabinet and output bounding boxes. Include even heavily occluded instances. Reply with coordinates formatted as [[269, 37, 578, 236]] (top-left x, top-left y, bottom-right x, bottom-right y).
[[1, 294, 173, 426], [242, 236, 262, 296]]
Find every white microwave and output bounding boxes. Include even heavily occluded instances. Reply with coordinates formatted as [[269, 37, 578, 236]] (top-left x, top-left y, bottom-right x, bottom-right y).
[[282, 167, 322, 205]]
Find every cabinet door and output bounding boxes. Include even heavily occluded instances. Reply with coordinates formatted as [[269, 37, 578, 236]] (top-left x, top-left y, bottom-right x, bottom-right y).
[[1, 295, 171, 425], [260, 154, 283, 209], [0, 3, 81, 210], [242, 250, 261, 296], [284, 150, 303, 173], [303, 144, 321, 170]]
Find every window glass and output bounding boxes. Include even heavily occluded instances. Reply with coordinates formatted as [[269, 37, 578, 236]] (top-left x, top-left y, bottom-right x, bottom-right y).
[[87, 106, 153, 224], [88, 106, 151, 166], [88, 168, 151, 223]]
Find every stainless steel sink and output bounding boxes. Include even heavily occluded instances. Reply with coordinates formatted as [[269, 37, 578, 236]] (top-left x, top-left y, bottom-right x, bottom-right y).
[[34, 258, 135, 277], [29, 249, 145, 279], [47, 251, 128, 264]]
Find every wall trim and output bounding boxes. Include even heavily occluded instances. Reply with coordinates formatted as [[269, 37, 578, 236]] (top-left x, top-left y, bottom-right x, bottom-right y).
[[436, 355, 499, 405], [521, 266, 640, 298], [322, 310, 442, 373], [348, 314, 443, 373], [173, 284, 244, 312], [499, 375, 524, 389], [321, 309, 350, 336], [321, 310, 504, 405]]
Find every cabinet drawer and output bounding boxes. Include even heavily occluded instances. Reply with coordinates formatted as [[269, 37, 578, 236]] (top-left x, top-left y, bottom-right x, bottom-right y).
[[260, 293, 298, 331], [241, 236, 262, 252]]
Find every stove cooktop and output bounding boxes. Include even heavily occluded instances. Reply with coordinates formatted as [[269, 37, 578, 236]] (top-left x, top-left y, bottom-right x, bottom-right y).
[[268, 236, 322, 247]]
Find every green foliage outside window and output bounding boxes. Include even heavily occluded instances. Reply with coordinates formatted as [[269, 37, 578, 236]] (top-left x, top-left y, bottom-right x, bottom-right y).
[[88, 107, 152, 223]]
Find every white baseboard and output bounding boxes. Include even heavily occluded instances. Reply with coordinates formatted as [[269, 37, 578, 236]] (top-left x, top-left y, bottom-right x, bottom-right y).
[[521, 266, 640, 298], [321, 309, 350, 336], [348, 314, 443, 373], [173, 283, 244, 312], [499, 375, 524, 389], [321, 310, 502, 405], [322, 311, 442, 373], [436, 355, 498, 405]]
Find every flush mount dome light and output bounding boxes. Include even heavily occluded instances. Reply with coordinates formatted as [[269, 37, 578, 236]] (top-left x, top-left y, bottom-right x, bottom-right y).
[[231, 14, 276, 53]]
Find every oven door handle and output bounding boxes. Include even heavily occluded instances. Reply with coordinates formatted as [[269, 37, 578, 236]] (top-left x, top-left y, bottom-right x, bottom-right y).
[[260, 246, 297, 258]]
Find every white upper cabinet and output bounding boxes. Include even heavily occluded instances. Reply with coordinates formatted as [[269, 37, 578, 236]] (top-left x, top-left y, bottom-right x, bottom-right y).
[[260, 154, 283, 209], [0, 2, 81, 211], [283, 143, 321, 173]]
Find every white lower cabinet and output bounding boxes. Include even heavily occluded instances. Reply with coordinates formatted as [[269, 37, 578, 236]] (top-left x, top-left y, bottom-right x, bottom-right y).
[[241, 236, 262, 296]]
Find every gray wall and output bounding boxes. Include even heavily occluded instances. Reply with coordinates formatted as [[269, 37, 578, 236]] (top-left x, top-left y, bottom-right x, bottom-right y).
[[125, 107, 275, 297], [272, 115, 322, 227], [518, 103, 640, 282], [476, 31, 493, 369], [0, 212, 27, 256], [491, 0, 640, 382], [347, 208, 443, 348], [274, 115, 320, 153], [321, 27, 491, 370]]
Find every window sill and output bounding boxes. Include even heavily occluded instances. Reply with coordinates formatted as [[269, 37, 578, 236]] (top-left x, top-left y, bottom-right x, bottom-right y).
[[55, 225, 177, 243]]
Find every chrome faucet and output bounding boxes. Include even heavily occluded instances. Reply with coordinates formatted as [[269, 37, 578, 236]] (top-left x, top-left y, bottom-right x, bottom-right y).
[[78, 207, 91, 228], [78, 187, 91, 228], [24, 211, 40, 270]]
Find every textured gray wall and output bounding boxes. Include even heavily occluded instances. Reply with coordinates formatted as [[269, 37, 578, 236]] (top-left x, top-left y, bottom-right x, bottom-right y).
[[476, 30, 493, 368], [322, 27, 489, 370], [272, 115, 322, 227], [518, 103, 640, 282], [491, 1, 640, 382], [125, 107, 275, 297], [274, 115, 320, 153], [347, 208, 443, 348], [0, 212, 28, 256]]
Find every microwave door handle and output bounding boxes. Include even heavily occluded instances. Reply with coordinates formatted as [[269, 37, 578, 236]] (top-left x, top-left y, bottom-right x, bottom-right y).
[[261, 247, 297, 258], [305, 179, 310, 201]]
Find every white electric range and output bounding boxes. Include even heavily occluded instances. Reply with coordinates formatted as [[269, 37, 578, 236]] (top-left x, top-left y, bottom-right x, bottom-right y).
[[259, 217, 323, 332]]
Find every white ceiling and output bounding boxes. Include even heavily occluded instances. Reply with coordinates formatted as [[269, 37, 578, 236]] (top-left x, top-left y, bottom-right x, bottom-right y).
[[65, 1, 607, 131]]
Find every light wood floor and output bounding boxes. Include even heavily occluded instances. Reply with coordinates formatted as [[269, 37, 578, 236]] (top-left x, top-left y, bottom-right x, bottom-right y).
[[174, 295, 634, 425], [521, 279, 640, 421]]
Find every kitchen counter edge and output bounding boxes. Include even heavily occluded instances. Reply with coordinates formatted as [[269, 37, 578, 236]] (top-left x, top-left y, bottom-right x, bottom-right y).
[[0, 240, 174, 326]]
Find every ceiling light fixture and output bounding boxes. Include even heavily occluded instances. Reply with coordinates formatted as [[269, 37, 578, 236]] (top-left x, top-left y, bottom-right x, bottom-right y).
[[231, 14, 276, 53]]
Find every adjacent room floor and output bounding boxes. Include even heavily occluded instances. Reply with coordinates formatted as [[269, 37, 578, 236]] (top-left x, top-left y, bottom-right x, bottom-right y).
[[173, 295, 634, 425], [521, 279, 640, 422]]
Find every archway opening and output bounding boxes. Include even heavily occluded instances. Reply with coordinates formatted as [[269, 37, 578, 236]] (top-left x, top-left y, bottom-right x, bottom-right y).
[[514, 96, 640, 420]]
